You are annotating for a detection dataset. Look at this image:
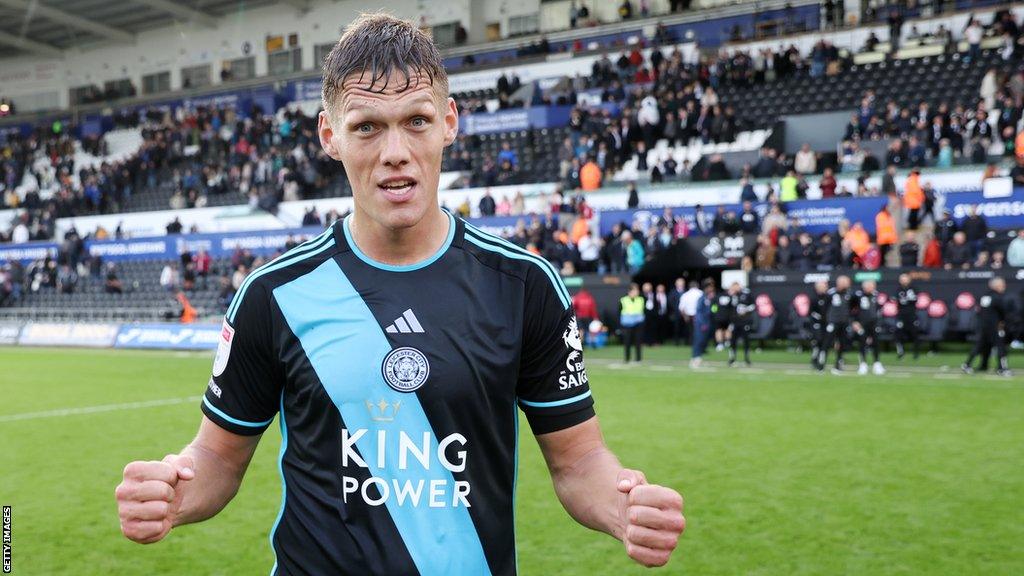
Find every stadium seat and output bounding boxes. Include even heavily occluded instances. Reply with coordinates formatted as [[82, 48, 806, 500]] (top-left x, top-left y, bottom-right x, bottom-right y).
[[921, 300, 949, 343], [784, 293, 813, 343], [950, 292, 978, 335]]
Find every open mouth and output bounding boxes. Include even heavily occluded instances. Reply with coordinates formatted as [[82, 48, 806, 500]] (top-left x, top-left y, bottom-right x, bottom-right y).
[[377, 178, 417, 199]]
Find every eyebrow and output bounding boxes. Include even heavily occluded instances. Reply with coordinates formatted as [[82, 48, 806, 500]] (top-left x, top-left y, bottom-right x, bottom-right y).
[[344, 94, 438, 115]]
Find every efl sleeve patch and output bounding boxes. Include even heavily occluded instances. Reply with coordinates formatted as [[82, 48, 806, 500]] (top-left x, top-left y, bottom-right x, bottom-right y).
[[212, 319, 235, 377]]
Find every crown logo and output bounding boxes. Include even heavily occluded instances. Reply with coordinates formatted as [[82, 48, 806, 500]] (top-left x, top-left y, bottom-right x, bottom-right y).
[[365, 398, 402, 422]]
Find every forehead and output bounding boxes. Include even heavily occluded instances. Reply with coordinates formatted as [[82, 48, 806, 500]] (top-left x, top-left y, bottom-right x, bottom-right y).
[[337, 72, 441, 115]]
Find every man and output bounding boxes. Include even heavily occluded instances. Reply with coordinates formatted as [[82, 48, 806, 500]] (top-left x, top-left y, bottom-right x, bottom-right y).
[[620, 283, 646, 363], [642, 281, 659, 346], [679, 280, 703, 344], [875, 204, 897, 265], [902, 169, 924, 230], [893, 273, 921, 360], [739, 201, 759, 234], [655, 284, 670, 343], [1008, 229, 1024, 267], [690, 281, 714, 368], [713, 283, 735, 352], [933, 209, 957, 249], [116, 15, 683, 574], [668, 278, 686, 346], [944, 231, 971, 269], [726, 282, 754, 367], [809, 280, 830, 370], [961, 205, 988, 258], [693, 204, 713, 236], [898, 231, 920, 268], [851, 280, 885, 375], [962, 277, 1012, 377], [818, 275, 854, 374]]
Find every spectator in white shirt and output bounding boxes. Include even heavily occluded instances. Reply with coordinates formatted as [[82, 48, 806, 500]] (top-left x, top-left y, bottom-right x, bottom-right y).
[[160, 263, 179, 291], [794, 143, 817, 175], [577, 230, 601, 273], [680, 281, 703, 320], [12, 222, 29, 244]]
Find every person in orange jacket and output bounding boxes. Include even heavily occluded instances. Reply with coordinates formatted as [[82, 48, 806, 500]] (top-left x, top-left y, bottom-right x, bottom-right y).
[[875, 204, 898, 265], [902, 168, 924, 230], [177, 291, 197, 323], [579, 158, 602, 190], [845, 222, 872, 260]]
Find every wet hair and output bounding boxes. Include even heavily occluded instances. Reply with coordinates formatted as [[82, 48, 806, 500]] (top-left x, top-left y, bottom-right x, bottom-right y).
[[321, 13, 449, 113]]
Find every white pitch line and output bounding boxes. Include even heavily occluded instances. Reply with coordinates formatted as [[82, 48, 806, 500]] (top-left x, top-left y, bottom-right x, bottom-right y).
[[0, 395, 202, 423]]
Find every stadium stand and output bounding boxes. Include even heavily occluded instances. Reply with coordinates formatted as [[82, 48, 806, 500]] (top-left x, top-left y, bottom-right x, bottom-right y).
[[1, 1, 1023, 345]]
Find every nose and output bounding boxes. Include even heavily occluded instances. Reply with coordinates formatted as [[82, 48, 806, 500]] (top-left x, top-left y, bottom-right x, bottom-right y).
[[379, 127, 411, 168]]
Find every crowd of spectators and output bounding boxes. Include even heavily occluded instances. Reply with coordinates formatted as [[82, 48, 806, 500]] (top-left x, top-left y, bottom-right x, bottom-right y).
[[3, 6, 1023, 253], [834, 65, 1024, 176], [0, 103, 343, 244]]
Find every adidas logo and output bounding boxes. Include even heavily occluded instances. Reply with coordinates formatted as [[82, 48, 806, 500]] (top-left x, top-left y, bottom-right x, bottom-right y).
[[385, 309, 425, 334]]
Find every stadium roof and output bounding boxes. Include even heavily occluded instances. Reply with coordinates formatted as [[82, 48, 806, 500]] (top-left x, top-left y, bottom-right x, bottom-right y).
[[0, 0, 311, 59]]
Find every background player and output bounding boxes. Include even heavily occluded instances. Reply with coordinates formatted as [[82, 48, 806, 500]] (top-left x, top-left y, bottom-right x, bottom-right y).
[[726, 282, 754, 367], [809, 281, 830, 370], [714, 284, 734, 352], [893, 274, 921, 360], [962, 277, 1012, 377], [819, 275, 854, 374], [852, 280, 885, 375]]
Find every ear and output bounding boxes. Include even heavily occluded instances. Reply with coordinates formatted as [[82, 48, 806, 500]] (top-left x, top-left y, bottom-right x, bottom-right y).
[[318, 111, 343, 161], [442, 97, 459, 147]]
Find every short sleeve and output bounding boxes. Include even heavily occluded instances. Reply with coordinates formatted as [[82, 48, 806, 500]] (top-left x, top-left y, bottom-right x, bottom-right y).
[[516, 264, 595, 435], [201, 281, 283, 435]]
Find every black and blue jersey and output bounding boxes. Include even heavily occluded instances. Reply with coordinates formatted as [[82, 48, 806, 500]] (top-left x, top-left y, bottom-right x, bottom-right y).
[[201, 210, 595, 575]]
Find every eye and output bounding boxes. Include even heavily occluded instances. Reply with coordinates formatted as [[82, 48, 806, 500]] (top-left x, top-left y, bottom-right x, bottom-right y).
[[410, 116, 428, 128], [356, 123, 375, 134]]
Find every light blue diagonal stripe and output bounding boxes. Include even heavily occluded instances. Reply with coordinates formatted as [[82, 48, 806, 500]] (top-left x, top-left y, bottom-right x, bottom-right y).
[[273, 259, 492, 576], [464, 233, 571, 310], [463, 222, 572, 305], [227, 228, 335, 322]]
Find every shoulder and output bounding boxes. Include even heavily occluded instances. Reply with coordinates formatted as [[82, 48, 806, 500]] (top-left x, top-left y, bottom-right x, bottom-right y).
[[227, 227, 338, 323], [459, 220, 571, 311]]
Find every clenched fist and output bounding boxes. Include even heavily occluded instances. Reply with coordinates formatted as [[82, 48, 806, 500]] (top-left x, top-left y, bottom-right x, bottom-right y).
[[115, 454, 195, 544], [617, 468, 685, 567]]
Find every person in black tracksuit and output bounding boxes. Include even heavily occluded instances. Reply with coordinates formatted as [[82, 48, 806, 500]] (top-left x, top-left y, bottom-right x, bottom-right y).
[[727, 283, 755, 367], [714, 288, 735, 352], [852, 280, 885, 375], [818, 275, 854, 373], [809, 281, 830, 370], [893, 273, 921, 360], [962, 278, 1012, 376]]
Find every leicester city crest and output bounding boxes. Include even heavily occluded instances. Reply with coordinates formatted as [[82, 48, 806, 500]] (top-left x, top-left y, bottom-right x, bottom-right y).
[[381, 347, 430, 393]]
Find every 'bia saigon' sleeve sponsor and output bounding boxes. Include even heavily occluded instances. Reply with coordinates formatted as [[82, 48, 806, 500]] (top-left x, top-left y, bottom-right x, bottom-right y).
[[516, 263, 595, 435]]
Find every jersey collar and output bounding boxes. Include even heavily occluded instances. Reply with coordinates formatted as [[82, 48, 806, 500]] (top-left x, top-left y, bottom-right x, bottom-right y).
[[336, 209, 459, 272]]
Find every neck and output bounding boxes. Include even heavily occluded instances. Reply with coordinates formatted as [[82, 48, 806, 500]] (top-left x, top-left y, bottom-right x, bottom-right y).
[[348, 207, 450, 267]]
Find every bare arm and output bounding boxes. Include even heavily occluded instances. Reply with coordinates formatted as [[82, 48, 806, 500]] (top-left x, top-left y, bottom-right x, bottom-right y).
[[536, 417, 685, 567], [536, 417, 627, 538], [171, 416, 261, 526], [116, 416, 261, 543]]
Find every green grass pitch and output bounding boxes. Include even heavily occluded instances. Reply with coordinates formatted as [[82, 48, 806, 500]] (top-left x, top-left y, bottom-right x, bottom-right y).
[[1, 344, 1022, 575]]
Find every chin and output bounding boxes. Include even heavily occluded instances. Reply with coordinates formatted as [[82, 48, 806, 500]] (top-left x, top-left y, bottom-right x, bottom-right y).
[[375, 202, 431, 231]]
